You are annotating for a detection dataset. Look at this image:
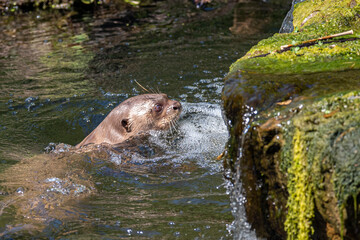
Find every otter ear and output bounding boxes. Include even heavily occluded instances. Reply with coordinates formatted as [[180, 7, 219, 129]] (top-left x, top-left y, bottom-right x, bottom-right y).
[[121, 119, 131, 132]]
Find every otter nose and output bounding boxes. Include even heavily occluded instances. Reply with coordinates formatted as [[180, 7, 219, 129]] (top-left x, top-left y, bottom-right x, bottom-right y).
[[172, 101, 182, 111]]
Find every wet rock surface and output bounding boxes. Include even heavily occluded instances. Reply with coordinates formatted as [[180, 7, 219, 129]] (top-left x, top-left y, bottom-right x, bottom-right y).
[[224, 71, 360, 240], [223, 0, 360, 239]]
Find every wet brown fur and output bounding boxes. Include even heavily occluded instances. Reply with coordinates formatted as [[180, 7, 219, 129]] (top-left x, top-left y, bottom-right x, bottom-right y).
[[76, 94, 181, 148]]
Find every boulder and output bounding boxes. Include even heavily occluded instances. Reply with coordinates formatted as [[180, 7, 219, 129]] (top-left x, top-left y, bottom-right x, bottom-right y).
[[223, 0, 360, 239]]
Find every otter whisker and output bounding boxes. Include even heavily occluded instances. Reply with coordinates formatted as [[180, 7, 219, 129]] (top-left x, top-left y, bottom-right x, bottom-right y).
[[156, 87, 160, 94], [149, 87, 158, 94], [170, 119, 179, 133], [134, 80, 150, 93], [171, 120, 178, 134], [167, 119, 173, 134], [169, 121, 175, 134], [168, 121, 174, 134], [172, 119, 179, 128]]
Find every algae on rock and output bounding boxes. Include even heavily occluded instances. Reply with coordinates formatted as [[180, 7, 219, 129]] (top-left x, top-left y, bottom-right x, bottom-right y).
[[229, 0, 360, 75], [281, 91, 360, 239], [223, 69, 360, 239], [284, 129, 314, 240], [223, 0, 360, 239]]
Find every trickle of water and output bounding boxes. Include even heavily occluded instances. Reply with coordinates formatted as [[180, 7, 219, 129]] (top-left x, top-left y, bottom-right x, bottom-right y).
[[225, 105, 260, 240]]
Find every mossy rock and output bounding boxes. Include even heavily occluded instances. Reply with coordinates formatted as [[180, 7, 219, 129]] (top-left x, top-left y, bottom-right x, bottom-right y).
[[280, 91, 360, 240], [223, 1, 360, 239], [229, 0, 360, 75], [223, 70, 360, 239]]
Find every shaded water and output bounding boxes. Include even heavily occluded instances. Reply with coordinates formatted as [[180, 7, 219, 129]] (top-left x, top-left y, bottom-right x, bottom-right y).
[[0, 1, 288, 238]]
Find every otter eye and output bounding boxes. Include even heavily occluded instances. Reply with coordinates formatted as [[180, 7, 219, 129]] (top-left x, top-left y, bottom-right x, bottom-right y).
[[154, 104, 163, 113]]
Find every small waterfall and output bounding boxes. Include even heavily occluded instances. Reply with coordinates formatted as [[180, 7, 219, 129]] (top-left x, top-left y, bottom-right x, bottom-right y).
[[225, 105, 260, 240]]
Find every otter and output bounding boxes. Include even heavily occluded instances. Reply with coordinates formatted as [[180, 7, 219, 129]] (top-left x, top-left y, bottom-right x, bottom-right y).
[[76, 94, 182, 148]]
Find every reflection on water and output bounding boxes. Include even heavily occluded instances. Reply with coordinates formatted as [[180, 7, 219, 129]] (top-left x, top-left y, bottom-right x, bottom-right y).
[[0, 0, 289, 238]]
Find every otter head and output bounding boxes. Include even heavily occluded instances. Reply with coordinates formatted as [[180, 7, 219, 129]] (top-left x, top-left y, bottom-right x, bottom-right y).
[[119, 93, 182, 134], [76, 94, 182, 147]]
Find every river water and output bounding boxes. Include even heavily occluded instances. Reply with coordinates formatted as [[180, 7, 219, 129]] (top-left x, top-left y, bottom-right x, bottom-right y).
[[0, 1, 288, 238]]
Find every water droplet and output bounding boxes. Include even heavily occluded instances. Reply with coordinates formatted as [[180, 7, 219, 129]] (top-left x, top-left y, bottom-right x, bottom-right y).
[[25, 96, 38, 103], [16, 187, 24, 195]]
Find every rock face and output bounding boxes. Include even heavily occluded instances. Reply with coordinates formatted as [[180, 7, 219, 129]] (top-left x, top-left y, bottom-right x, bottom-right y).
[[223, 0, 360, 239]]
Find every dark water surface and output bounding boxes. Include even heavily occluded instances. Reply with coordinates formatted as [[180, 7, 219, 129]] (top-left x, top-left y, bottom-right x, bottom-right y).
[[0, 1, 288, 238]]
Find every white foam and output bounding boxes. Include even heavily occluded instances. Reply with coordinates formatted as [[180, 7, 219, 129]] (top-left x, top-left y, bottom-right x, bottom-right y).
[[147, 102, 228, 172]]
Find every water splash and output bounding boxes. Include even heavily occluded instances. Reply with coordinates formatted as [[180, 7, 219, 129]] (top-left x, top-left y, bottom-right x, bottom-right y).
[[147, 102, 228, 172]]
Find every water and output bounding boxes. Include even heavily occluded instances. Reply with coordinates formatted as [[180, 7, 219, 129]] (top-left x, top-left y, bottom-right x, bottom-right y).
[[0, 1, 289, 238]]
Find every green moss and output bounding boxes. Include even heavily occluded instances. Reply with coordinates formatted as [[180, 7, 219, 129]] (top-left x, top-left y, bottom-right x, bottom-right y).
[[279, 90, 360, 238], [223, 69, 360, 237], [224, 0, 360, 232], [228, 0, 360, 75], [284, 129, 314, 240], [292, 0, 360, 31]]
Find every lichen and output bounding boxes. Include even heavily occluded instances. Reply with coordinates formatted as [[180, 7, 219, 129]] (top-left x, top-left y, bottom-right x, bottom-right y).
[[284, 128, 314, 240]]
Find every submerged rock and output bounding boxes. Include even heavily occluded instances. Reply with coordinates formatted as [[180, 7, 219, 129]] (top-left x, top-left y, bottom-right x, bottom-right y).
[[223, 0, 360, 239]]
